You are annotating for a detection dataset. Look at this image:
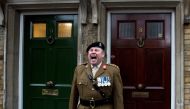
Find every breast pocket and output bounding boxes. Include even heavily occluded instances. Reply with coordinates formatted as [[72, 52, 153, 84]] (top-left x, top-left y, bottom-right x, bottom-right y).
[[77, 79, 88, 96]]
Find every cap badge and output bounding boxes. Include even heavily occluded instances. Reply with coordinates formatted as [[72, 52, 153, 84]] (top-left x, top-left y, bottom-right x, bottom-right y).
[[99, 43, 102, 47]]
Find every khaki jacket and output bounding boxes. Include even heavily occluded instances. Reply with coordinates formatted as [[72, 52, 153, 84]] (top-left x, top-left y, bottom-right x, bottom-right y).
[[69, 62, 124, 109]]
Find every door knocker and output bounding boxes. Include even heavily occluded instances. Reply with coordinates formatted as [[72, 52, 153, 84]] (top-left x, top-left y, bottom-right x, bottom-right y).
[[46, 35, 55, 45], [137, 37, 144, 48]]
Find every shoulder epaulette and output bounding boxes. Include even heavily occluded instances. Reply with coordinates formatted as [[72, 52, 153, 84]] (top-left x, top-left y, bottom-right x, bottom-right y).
[[107, 64, 120, 70], [78, 62, 88, 65], [79, 62, 88, 68], [80, 62, 87, 65]]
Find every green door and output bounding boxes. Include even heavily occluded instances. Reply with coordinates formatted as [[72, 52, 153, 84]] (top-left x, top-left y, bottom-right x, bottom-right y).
[[23, 15, 78, 109]]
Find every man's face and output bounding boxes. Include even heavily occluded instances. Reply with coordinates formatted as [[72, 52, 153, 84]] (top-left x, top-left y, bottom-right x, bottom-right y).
[[87, 47, 105, 66]]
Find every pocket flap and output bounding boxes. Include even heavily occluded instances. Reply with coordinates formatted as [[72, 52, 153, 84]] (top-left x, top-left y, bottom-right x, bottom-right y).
[[77, 79, 87, 85]]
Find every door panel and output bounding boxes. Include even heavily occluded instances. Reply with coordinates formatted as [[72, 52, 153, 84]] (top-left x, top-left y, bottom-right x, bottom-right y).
[[23, 15, 78, 109], [111, 13, 171, 109]]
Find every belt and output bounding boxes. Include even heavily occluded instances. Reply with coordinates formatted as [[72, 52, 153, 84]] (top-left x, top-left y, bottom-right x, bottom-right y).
[[80, 98, 112, 109]]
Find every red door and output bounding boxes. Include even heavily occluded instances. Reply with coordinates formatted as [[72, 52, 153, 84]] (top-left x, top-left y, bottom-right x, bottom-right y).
[[111, 13, 171, 109]]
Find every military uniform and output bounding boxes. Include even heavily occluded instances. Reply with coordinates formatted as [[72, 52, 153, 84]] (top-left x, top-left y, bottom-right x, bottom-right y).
[[69, 62, 124, 109]]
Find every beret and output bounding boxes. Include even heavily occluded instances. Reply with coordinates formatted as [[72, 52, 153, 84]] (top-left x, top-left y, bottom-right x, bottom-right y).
[[86, 42, 105, 52]]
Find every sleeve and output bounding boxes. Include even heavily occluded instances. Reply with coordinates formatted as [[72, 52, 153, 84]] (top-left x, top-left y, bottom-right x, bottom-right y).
[[69, 67, 79, 109], [113, 68, 124, 109]]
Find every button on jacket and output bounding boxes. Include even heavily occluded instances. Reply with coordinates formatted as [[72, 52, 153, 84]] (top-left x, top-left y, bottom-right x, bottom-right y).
[[69, 62, 124, 109]]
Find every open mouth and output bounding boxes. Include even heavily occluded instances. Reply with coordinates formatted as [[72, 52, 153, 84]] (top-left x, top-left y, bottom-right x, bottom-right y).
[[90, 54, 97, 60], [91, 56, 97, 59]]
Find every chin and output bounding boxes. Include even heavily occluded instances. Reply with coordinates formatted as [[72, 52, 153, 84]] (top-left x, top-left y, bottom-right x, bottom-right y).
[[90, 62, 97, 65], [90, 61, 97, 65]]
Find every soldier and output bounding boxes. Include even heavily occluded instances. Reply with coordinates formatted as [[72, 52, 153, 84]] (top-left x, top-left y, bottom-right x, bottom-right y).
[[69, 42, 124, 109]]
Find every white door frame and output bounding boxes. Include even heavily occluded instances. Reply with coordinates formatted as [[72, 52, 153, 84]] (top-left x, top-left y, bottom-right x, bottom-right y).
[[5, 2, 80, 109], [98, 1, 184, 109]]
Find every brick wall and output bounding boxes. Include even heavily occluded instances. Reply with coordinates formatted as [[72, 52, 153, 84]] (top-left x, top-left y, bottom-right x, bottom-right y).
[[0, 27, 4, 109], [184, 24, 190, 109]]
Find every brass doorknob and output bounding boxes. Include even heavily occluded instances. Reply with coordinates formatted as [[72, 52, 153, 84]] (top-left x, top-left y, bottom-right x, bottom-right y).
[[46, 81, 55, 88], [137, 83, 144, 89]]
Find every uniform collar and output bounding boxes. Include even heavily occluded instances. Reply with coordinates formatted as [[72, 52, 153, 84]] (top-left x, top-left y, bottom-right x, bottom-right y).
[[85, 62, 107, 78], [91, 62, 102, 69]]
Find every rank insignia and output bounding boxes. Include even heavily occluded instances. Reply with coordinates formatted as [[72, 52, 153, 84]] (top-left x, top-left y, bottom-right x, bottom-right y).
[[97, 76, 111, 87]]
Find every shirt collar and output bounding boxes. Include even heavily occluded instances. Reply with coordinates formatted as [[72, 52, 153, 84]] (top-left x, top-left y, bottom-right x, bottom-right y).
[[91, 62, 102, 69]]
